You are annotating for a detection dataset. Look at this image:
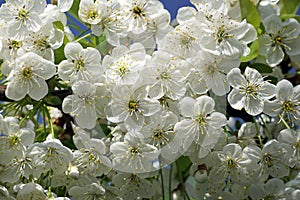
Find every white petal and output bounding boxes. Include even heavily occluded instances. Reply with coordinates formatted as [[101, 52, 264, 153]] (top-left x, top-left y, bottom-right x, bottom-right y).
[[276, 79, 293, 101], [28, 78, 48, 100], [58, 0, 74, 12], [178, 97, 195, 117], [75, 105, 97, 129], [195, 95, 215, 115], [266, 45, 284, 67], [64, 42, 83, 60], [5, 79, 28, 101], [245, 96, 264, 116], [228, 89, 244, 110], [263, 101, 281, 116], [227, 68, 246, 88]]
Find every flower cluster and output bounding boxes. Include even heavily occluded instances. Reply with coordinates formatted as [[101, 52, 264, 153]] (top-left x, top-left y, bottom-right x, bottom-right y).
[[0, 0, 299, 199]]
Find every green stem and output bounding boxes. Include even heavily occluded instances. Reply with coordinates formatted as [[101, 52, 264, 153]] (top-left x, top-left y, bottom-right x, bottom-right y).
[[169, 164, 173, 200], [279, 114, 291, 129], [43, 103, 55, 139], [253, 117, 263, 148], [175, 160, 190, 200], [75, 33, 91, 42], [19, 101, 41, 126], [47, 170, 53, 198], [159, 168, 165, 200]]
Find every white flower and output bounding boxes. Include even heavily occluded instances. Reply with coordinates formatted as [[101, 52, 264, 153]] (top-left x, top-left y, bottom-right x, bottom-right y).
[[189, 50, 240, 96], [90, 1, 127, 46], [58, 42, 102, 84], [174, 96, 227, 153], [244, 139, 293, 180], [27, 139, 73, 175], [79, 0, 106, 25], [142, 51, 190, 100], [0, 115, 40, 183], [277, 129, 300, 168], [106, 85, 161, 131], [120, 0, 167, 34], [201, 13, 257, 57], [110, 131, 159, 172], [72, 125, 112, 176], [140, 111, 182, 163], [0, 0, 47, 40], [62, 80, 104, 129], [14, 183, 46, 200], [209, 143, 253, 184], [158, 19, 202, 58], [141, 111, 177, 149], [5, 52, 56, 101], [227, 67, 275, 116], [112, 173, 155, 199], [264, 79, 300, 125], [247, 178, 285, 200], [69, 183, 105, 200], [0, 147, 43, 183], [0, 37, 26, 70], [103, 43, 147, 87], [23, 25, 64, 62], [258, 15, 300, 66]]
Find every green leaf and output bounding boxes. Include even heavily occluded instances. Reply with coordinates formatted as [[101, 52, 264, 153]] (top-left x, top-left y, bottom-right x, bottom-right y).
[[95, 34, 111, 56], [54, 35, 69, 64], [177, 156, 192, 174], [266, 76, 278, 84], [280, 14, 300, 22], [280, 0, 300, 15], [53, 21, 65, 31], [250, 63, 273, 73], [240, 39, 259, 62], [44, 95, 62, 106], [239, 0, 261, 29]]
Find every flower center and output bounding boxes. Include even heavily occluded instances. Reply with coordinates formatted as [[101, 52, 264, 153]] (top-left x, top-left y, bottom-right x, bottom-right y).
[[17, 8, 29, 21], [79, 94, 94, 105], [226, 157, 238, 169], [216, 25, 232, 43], [20, 66, 33, 80], [129, 174, 141, 187], [34, 38, 50, 51], [195, 114, 207, 127], [75, 59, 85, 72], [130, 146, 140, 155], [128, 100, 139, 113], [8, 40, 22, 50], [245, 84, 258, 96], [158, 96, 171, 108], [8, 135, 20, 146], [160, 71, 170, 79], [117, 65, 130, 77], [180, 34, 195, 49], [153, 129, 164, 140], [87, 10, 98, 20], [132, 5, 145, 19], [207, 65, 217, 75], [282, 101, 295, 113], [262, 153, 273, 167]]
